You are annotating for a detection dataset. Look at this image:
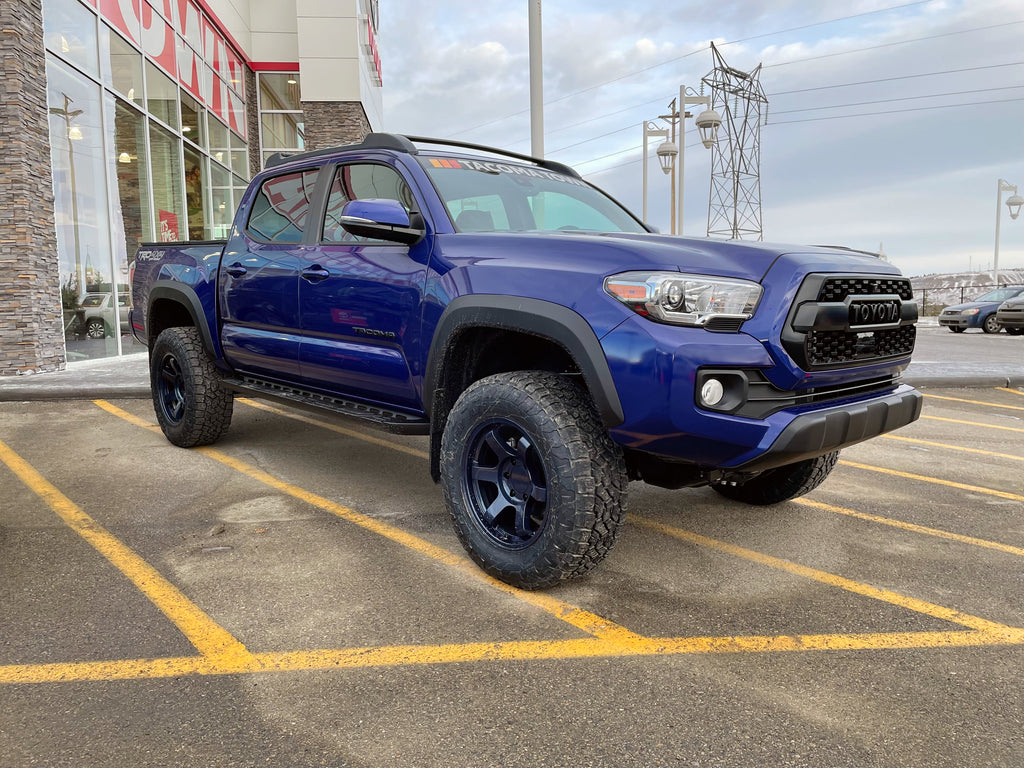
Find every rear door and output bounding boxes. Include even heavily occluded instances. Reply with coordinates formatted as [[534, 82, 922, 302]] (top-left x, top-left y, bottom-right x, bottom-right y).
[[298, 160, 432, 410], [219, 165, 323, 380]]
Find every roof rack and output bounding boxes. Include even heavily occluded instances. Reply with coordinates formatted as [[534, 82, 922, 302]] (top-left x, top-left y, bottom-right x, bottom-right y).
[[263, 133, 580, 179]]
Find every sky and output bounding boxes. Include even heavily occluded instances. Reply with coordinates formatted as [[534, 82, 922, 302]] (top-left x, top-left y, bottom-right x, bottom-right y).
[[376, 0, 1024, 278]]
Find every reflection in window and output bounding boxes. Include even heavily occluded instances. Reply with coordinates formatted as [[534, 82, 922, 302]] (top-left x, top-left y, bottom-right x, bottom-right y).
[[184, 146, 207, 240], [99, 25, 142, 102], [47, 56, 115, 360], [322, 164, 413, 243], [146, 60, 178, 128], [209, 116, 230, 167], [181, 90, 206, 148], [107, 96, 151, 273], [259, 74, 302, 111], [230, 131, 248, 178], [149, 122, 184, 242], [261, 113, 304, 151], [43, 0, 99, 78], [247, 169, 321, 243], [209, 162, 233, 238]]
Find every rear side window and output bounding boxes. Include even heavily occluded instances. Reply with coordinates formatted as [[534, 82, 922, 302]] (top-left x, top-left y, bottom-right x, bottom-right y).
[[247, 168, 321, 243]]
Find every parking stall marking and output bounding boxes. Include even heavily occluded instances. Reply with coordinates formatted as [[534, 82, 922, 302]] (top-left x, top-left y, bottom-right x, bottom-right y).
[[922, 393, 1024, 412], [793, 498, 1024, 558], [880, 434, 1024, 463], [2, 399, 1023, 686], [837, 460, 1024, 502], [921, 415, 1024, 434], [998, 387, 1024, 399], [0, 438, 254, 669]]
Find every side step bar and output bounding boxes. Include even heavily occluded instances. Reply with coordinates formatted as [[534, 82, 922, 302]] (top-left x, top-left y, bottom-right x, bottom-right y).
[[222, 376, 430, 435]]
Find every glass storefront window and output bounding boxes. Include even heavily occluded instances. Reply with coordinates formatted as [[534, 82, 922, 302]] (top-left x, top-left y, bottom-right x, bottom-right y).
[[107, 96, 152, 258], [149, 122, 185, 242], [261, 113, 304, 151], [209, 116, 230, 168], [47, 56, 116, 360], [43, 0, 99, 78], [230, 131, 248, 178], [259, 74, 302, 111], [209, 162, 233, 238], [184, 146, 208, 240], [146, 60, 178, 128], [99, 25, 142, 103], [181, 90, 207, 149]]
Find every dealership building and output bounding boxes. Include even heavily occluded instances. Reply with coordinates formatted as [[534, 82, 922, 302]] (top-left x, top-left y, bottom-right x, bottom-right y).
[[0, 0, 383, 374]]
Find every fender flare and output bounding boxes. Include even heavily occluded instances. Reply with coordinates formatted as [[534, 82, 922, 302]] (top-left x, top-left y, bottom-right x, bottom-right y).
[[423, 294, 624, 428], [147, 281, 218, 357]]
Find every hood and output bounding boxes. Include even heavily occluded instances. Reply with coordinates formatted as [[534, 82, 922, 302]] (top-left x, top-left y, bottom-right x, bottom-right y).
[[436, 231, 901, 283], [944, 300, 1000, 312]]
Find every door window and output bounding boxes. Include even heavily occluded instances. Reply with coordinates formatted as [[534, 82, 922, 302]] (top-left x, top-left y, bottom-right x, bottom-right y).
[[322, 163, 415, 243], [247, 167, 321, 243]]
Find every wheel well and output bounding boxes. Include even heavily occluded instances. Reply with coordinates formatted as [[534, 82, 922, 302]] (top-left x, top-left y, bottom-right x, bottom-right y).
[[428, 327, 585, 481], [148, 298, 196, 346]]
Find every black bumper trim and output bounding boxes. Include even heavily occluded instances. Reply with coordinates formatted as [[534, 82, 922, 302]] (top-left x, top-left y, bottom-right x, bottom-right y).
[[729, 386, 923, 474]]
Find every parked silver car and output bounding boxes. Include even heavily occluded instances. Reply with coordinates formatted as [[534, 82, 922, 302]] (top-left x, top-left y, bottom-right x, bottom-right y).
[[996, 296, 1024, 335], [80, 292, 131, 339]]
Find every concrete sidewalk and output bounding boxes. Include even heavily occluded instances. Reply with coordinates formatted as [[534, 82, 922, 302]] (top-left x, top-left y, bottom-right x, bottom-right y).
[[0, 350, 1022, 402]]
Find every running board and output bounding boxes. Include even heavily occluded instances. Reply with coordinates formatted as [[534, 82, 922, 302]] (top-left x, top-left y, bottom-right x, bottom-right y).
[[222, 376, 430, 435]]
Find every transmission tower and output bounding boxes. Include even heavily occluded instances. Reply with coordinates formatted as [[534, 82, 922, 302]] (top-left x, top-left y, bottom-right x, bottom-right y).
[[702, 42, 768, 240]]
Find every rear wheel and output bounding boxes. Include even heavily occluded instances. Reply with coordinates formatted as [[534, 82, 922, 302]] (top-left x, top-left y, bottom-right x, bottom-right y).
[[440, 371, 627, 589], [713, 451, 839, 506], [949, 326, 965, 333], [86, 318, 107, 339], [150, 327, 233, 447], [982, 314, 1001, 334]]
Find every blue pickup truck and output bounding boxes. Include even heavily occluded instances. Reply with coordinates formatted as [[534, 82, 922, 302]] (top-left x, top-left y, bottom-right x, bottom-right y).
[[131, 133, 922, 589]]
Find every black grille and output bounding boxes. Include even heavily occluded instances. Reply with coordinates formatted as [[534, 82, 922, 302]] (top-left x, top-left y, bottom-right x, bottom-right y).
[[818, 277, 913, 302], [807, 325, 916, 367]]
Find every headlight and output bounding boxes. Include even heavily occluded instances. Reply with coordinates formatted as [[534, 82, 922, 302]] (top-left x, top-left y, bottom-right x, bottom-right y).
[[962, 308, 980, 316], [604, 271, 763, 329]]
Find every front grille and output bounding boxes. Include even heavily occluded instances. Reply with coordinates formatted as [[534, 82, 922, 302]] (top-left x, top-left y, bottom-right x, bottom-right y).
[[783, 273, 918, 370], [807, 325, 916, 366], [818, 277, 913, 302]]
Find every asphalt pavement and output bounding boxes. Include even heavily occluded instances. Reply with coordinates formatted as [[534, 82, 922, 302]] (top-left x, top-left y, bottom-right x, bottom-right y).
[[0, 321, 1021, 401]]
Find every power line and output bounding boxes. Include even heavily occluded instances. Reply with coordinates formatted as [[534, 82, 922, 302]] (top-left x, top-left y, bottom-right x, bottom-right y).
[[763, 19, 1024, 70], [765, 95, 1024, 126], [768, 61, 1024, 97], [447, 1, 936, 139], [769, 85, 1024, 116]]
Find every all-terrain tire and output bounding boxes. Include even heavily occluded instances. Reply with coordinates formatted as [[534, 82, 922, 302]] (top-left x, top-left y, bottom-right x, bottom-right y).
[[713, 451, 840, 506], [150, 327, 233, 447], [440, 371, 628, 590]]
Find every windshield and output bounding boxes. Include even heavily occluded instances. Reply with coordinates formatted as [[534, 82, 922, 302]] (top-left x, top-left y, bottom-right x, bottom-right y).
[[976, 287, 1024, 302], [419, 156, 647, 234]]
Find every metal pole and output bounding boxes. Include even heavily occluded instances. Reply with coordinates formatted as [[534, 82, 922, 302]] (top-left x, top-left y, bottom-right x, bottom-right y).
[[528, 0, 543, 158], [676, 86, 685, 235], [994, 179, 1004, 289], [641, 123, 649, 223]]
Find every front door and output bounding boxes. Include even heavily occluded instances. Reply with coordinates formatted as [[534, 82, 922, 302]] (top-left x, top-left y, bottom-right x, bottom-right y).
[[298, 162, 431, 410]]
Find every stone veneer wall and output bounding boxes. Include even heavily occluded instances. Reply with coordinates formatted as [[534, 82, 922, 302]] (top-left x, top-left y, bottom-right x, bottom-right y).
[[0, 0, 64, 375], [301, 101, 371, 151]]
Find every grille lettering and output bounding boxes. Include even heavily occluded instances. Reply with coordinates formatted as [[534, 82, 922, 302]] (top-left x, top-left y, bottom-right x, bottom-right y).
[[849, 300, 900, 327]]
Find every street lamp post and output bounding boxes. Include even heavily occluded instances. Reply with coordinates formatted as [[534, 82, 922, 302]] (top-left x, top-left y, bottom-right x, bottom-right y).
[[641, 121, 673, 225], [675, 85, 722, 236], [994, 178, 1023, 288]]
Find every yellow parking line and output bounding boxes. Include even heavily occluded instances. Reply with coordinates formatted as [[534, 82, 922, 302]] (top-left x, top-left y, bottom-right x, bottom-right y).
[[94, 401, 644, 647], [923, 393, 1024, 412], [3, 628, 1021, 685], [838, 460, 1024, 502], [921, 415, 1024, 433], [0, 438, 252, 667], [632, 516, 1016, 635], [880, 434, 1024, 462], [998, 387, 1024, 398], [793, 498, 1024, 558]]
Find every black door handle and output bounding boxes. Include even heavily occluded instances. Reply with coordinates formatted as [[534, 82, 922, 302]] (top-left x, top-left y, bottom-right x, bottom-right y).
[[225, 263, 247, 277]]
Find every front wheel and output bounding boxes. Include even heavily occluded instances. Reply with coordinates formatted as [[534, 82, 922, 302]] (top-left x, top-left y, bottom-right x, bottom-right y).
[[949, 326, 965, 333], [440, 371, 628, 589], [150, 326, 233, 447], [982, 314, 1001, 334], [86, 318, 107, 339], [713, 451, 839, 506]]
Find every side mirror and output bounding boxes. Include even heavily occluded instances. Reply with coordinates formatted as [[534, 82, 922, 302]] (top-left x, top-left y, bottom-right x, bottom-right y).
[[339, 199, 426, 245]]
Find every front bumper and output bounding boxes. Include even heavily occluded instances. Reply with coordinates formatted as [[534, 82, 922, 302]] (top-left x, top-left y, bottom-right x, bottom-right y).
[[996, 309, 1024, 329], [938, 313, 976, 329], [727, 385, 922, 473]]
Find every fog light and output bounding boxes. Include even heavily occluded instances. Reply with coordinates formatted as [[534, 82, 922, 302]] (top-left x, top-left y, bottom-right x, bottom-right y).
[[701, 378, 725, 407]]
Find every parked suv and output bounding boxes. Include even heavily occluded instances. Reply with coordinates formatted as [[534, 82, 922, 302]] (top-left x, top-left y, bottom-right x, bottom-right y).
[[939, 286, 1024, 333]]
